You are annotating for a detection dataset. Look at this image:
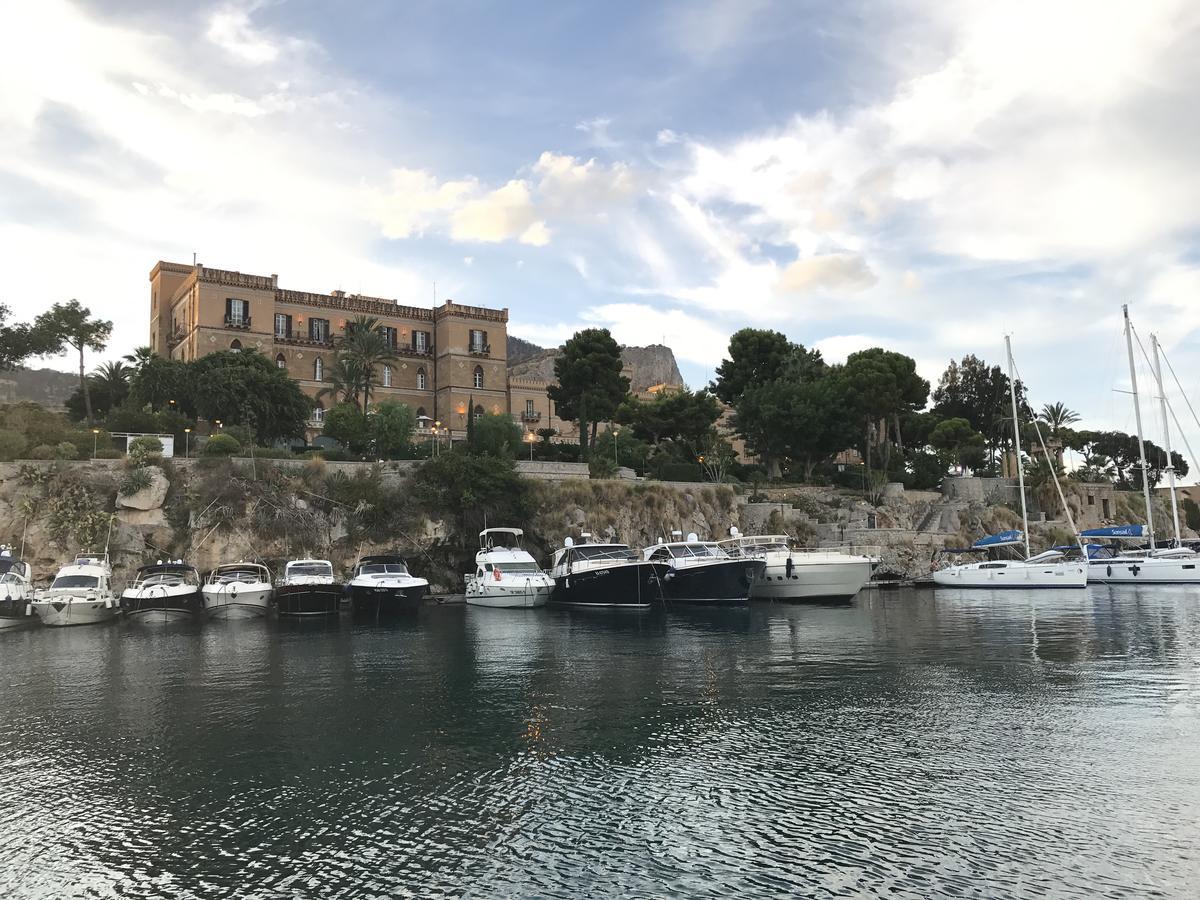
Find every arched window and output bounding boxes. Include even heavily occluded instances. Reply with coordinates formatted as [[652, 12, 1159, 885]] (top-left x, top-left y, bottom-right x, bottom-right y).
[[382, 365, 392, 387], [474, 404, 484, 420], [416, 368, 427, 390], [230, 339, 242, 352], [473, 365, 484, 389], [416, 406, 426, 419], [312, 404, 325, 423], [275, 353, 286, 369], [314, 357, 324, 381]]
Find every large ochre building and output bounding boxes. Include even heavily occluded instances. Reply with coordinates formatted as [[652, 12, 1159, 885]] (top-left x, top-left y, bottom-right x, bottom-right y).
[[149, 260, 564, 440]]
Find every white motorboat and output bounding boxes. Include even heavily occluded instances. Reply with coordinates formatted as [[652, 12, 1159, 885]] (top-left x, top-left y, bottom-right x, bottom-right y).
[[933, 336, 1088, 591], [31, 551, 121, 627], [275, 558, 342, 617], [548, 537, 670, 608], [642, 532, 765, 604], [347, 555, 428, 616], [718, 531, 873, 601], [202, 561, 273, 619], [120, 560, 201, 622], [465, 528, 553, 609], [0, 544, 35, 628]]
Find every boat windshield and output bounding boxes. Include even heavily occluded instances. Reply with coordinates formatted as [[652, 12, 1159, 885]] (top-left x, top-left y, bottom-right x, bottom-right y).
[[360, 563, 409, 575], [51, 575, 100, 589], [669, 544, 725, 559], [1, 572, 25, 585], [493, 562, 542, 573], [572, 546, 636, 562], [288, 563, 333, 578], [138, 571, 197, 587], [213, 569, 265, 584]]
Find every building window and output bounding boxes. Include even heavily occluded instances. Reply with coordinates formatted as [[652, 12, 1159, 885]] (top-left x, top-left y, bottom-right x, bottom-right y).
[[470, 329, 488, 353], [275, 353, 286, 369], [382, 365, 392, 387], [473, 365, 484, 389], [474, 404, 484, 420], [314, 357, 324, 381], [525, 399, 535, 416], [416, 368, 427, 390], [230, 339, 242, 352], [413, 330, 429, 352], [379, 326, 398, 348], [225, 298, 249, 327], [312, 404, 325, 423], [274, 313, 292, 339], [309, 318, 330, 342]]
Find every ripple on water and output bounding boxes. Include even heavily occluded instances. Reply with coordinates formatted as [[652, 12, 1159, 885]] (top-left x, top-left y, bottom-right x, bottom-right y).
[[2, 590, 1200, 898]]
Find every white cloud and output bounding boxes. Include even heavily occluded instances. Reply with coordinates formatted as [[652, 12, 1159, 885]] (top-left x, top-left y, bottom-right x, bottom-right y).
[[777, 254, 876, 295], [205, 4, 312, 66]]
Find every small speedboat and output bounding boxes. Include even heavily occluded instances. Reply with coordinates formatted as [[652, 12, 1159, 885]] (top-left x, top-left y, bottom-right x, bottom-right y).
[[548, 536, 669, 608], [120, 560, 201, 622], [202, 561, 273, 619], [31, 551, 120, 627], [0, 544, 35, 629], [348, 555, 428, 616], [642, 533, 764, 604], [465, 528, 553, 609], [276, 558, 342, 617]]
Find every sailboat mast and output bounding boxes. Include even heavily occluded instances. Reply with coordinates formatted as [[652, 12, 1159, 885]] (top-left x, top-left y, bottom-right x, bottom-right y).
[[1150, 333, 1182, 544], [1005, 335, 1032, 560], [1123, 305, 1156, 549]]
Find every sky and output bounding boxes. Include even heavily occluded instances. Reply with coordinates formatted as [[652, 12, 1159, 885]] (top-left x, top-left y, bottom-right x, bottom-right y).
[[4, 0, 1200, 455]]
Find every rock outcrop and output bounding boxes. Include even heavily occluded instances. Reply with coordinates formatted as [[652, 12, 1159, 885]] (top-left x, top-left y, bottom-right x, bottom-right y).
[[116, 466, 169, 511], [507, 341, 685, 393]]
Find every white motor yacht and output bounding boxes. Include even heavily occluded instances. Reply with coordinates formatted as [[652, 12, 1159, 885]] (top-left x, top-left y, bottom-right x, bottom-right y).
[[718, 531, 873, 601], [31, 551, 121, 627], [465, 528, 553, 608], [0, 544, 35, 628], [202, 561, 273, 619]]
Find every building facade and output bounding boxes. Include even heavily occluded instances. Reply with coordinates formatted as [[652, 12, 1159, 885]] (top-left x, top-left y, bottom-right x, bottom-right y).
[[150, 260, 516, 439]]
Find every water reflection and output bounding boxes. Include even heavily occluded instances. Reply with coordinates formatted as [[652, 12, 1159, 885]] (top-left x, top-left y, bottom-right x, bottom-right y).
[[2, 589, 1199, 897]]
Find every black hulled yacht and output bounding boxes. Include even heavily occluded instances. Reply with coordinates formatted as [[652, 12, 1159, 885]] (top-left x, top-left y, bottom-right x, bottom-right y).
[[642, 534, 764, 604], [120, 560, 202, 622], [276, 558, 342, 617], [548, 537, 669, 608], [347, 555, 428, 616]]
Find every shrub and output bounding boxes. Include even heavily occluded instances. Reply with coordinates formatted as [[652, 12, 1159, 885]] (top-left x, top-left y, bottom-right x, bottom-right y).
[[29, 444, 56, 460], [240, 446, 296, 459], [54, 441, 80, 460], [119, 468, 153, 497], [128, 436, 164, 466], [0, 429, 26, 461], [307, 447, 350, 462], [202, 433, 241, 457], [95, 448, 123, 460], [654, 462, 701, 482], [588, 456, 618, 479]]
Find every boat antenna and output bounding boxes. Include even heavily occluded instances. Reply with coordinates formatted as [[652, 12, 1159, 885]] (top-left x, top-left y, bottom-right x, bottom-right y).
[[1150, 333, 1182, 544], [104, 512, 115, 562], [1123, 305, 1156, 548], [19, 514, 28, 559], [1004, 335, 1032, 560]]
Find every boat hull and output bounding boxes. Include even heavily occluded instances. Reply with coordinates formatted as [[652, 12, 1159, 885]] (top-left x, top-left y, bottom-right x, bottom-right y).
[[31, 597, 120, 627], [661, 560, 764, 604], [466, 579, 552, 609], [275, 584, 343, 617], [1088, 558, 1200, 584], [349, 583, 425, 616], [750, 557, 871, 601], [120, 588, 201, 622], [202, 586, 273, 619], [550, 562, 669, 608], [932, 563, 1088, 589]]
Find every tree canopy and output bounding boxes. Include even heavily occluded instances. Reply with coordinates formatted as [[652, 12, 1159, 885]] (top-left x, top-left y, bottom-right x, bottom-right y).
[[32, 300, 113, 425], [547, 328, 629, 457], [190, 350, 312, 443]]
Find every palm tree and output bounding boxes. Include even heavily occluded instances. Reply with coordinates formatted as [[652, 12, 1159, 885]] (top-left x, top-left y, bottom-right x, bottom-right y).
[[315, 355, 362, 408], [341, 315, 398, 414], [1038, 402, 1081, 467], [92, 360, 130, 396], [123, 345, 155, 374]]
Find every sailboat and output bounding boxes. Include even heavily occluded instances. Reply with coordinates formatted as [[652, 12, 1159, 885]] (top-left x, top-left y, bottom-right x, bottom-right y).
[[1083, 306, 1200, 584], [932, 336, 1088, 589]]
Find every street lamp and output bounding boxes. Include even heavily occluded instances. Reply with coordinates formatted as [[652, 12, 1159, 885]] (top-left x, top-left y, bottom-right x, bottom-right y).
[[525, 430, 535, 461], [184, 427, 191, 458], [92, 428, 100, 460], [613, 427, 620, 467], [215, 419, 223, 430], [434, 421, 442, 457]]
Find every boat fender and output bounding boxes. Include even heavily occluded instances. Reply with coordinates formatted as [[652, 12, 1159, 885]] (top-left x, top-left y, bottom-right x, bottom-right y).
[[104, 598, 113, 609], [26, 603, 33, 615], [1107, 565, 1112, 577], [785, 557, 794, 578]]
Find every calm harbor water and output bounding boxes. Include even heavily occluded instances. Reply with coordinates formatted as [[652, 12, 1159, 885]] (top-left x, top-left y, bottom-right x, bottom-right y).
[[3, 587, 1200, 898]]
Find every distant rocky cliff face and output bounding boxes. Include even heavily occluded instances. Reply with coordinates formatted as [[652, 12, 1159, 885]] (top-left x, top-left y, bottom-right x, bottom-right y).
[[0, 368, 77, 409], [506, 338, 684, 393]]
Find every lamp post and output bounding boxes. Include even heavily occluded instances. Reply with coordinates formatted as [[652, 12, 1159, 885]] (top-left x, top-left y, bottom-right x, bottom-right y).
[[525, 430, 535, 461], [613, 427, 620, 467], [92, 428, 100, 460], [434, 421, 442, 457], [184, 427, 191, 458]]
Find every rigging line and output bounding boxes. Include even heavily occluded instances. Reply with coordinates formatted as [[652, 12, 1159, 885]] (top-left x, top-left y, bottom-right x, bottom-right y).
[[1010, 357, 1085, 552], [1134, 330, 1198, 470], [1158, 343, 1200, 445]]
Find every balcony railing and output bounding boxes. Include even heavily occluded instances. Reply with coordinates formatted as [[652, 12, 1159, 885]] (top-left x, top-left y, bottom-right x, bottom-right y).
[[224, 315, 251, 329], [399, 345, 433, 358], [275, 332, 333, 348], [521, 410, 542, 423], [469, 343, 491, 356]]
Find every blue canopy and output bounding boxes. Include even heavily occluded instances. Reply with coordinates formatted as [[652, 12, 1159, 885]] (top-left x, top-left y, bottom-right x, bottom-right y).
[[1079, 524, 1144, 539], [972, 530, 1023, 549]]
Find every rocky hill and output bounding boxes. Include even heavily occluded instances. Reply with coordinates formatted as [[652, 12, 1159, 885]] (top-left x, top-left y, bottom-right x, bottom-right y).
[[507, 339, 684, 393], [0, 368, 77, 408]]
